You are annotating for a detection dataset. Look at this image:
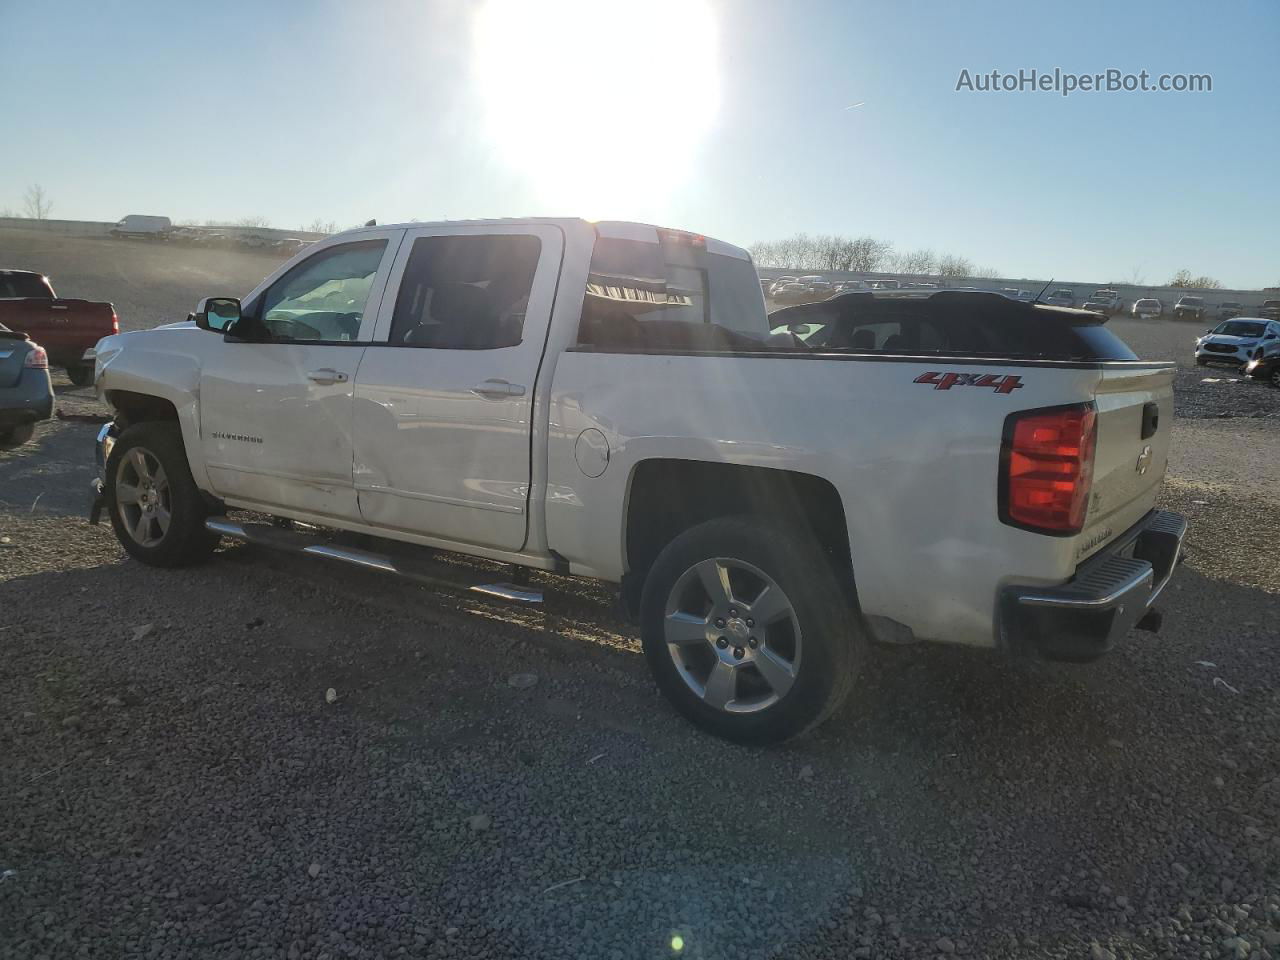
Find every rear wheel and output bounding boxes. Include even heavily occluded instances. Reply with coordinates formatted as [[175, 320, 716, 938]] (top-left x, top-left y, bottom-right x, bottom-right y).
[[66, 364, 94, 387], [1269, 366, 1280, 389], [640, 516, 861, 744], [105, 422, 219, 567], [0, 422, 36, 450]]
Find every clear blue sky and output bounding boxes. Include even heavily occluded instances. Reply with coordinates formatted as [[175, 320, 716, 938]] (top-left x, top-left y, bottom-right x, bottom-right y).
[[2, 0, 1276, 288]]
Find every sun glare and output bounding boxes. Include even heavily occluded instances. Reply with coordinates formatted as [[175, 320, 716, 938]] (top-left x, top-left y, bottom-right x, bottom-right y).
[[472, 0, 720, 217]]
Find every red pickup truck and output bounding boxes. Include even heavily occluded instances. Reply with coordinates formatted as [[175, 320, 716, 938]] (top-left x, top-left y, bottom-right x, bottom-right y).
[[0, 269, 117, 385]]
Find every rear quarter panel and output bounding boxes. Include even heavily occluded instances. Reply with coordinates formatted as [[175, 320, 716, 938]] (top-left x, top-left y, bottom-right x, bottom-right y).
[[546, 353, 1158, 648]]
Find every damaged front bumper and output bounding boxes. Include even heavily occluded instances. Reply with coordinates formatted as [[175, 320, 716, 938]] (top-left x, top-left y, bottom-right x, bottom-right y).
[[87, 422, 117, 525], [1000, 509, 1187, 662]]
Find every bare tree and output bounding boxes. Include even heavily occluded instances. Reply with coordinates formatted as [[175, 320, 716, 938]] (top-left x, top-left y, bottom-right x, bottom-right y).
[[936, 254, 974, 279], [23, 184, 52, 220], [888, 248, 937, 275], [972, 266, 1002, 279], [1168, 269, 1221, 289], [0, 207, 14, 218], [303, 218, 336, 234], [233, 215, 271, 229]]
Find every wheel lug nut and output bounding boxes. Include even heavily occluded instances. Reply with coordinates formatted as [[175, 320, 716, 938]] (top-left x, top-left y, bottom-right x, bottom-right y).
[[728, 608, 738, 617], [748, 637, 758, 648], [733, 647, 744, 659], [714, 618, 725, 629], [745, 618, 755, 628], [716, 637, 728, 649]]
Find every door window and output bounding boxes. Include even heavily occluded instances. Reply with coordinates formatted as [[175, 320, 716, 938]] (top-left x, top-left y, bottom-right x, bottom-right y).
[[388, 234, 542, 349], [252, 240, 388, 342]]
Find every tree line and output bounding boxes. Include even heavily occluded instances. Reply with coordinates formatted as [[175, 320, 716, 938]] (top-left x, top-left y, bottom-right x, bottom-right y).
[[748, 232, 1001, 279]]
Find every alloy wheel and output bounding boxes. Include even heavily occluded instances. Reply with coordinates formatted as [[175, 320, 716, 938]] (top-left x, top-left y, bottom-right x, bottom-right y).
[[115, 446, 172, 548], [663, 558, 802, 714]]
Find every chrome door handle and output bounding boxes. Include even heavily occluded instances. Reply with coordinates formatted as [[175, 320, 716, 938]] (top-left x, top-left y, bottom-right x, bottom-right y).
[[51, 304, 68, 310], [470, 379, 526, 400], [306, 368, 348, 385]]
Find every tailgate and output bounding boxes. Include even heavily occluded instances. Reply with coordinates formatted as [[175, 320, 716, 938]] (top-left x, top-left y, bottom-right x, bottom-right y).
[[1077, 364, 1175, 560], [38, 299, 115, 354]]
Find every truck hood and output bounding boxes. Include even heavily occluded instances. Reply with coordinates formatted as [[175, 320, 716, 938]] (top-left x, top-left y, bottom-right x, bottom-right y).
[[155, 319, 198, 330], [1202, 334, 1257, 347]]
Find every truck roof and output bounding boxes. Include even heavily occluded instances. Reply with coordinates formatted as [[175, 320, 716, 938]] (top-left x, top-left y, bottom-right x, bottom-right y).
[[333, 218, 754, 262]]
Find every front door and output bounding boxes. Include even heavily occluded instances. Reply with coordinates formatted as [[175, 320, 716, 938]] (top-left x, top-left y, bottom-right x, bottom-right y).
[[199, 232, 402, 521], [351, 224, 564, 550]]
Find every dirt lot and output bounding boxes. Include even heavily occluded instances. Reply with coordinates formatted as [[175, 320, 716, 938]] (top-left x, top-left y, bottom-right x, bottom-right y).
[[1, 230, 1278, 960]]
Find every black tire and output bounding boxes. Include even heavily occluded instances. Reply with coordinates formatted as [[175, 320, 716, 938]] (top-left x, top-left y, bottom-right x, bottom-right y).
[[1195, 357, 1207, 366], [66, 364, 94, 387], [0, 422, 36, 451], [640, 515, 861, 744], [105, 421, 219, 567]]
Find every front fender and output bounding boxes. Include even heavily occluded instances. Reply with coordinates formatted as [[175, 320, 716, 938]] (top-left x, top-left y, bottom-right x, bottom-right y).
[[96, 330, 211, 491]]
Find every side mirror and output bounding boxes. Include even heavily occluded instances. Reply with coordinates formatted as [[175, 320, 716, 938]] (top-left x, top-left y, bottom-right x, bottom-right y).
[[194, 296, 241, 332]]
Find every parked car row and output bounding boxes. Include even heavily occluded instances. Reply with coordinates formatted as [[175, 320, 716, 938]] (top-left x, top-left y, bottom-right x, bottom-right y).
[[110, 214, 315, 257]]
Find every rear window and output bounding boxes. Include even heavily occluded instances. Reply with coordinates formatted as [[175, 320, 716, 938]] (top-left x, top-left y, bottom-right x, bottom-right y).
[[0, 274, 53, 298], [575, 238, 769, 352], [770, 294, 1139, 361]]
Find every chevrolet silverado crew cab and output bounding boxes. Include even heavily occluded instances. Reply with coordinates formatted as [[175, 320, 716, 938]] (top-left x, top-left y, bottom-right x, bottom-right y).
[[88, 219, 1186, 743], [0, 269, 118, 385]]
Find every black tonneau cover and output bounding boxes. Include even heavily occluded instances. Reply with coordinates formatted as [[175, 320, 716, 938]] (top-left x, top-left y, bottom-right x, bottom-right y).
[[771, 290, 1139, 361]]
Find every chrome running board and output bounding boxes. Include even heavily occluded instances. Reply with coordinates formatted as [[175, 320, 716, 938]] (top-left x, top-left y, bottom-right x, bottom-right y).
[[205, 518, 544, 604]]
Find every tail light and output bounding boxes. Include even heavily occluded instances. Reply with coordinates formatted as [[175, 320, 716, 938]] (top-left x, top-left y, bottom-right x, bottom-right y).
[[24, 344, 49, 369], [999, 403, 1097, 535], [111, 310, 119, 334]]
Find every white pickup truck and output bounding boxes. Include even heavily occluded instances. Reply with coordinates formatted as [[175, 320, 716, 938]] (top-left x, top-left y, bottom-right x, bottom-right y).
[[88, 219, 1186, 743]]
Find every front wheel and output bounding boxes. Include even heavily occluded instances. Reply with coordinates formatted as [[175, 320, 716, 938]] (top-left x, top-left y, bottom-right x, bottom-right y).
[[105, 421, 219, 567], [640, 516, 861, 744]]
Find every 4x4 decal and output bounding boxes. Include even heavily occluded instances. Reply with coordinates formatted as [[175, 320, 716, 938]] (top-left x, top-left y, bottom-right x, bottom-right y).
[[913, 371, 1024, 395]]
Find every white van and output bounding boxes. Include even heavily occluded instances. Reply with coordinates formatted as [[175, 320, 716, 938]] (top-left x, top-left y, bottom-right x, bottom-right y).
[[110, 215, 172, 240]]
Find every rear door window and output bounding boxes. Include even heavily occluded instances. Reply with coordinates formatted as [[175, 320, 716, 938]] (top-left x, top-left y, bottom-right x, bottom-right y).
[[388, 234, 541, 349]]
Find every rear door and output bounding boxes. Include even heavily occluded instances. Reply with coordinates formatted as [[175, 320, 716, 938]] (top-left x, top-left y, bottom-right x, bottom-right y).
[[1077, 364, 1175, 559], [352, 223, 564, 550]]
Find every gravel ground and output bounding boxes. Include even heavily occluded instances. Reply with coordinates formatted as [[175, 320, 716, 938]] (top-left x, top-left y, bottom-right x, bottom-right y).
[[1, 238, 1278, 959]]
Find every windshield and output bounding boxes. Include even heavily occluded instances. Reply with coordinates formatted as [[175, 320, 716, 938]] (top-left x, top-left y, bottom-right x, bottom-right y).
[[1214, 320, 1265, 337], [1179, 297, 1203, 305]]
